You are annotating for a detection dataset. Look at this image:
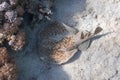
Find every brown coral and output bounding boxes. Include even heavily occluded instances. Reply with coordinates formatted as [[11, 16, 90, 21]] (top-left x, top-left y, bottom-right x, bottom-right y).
[[0, 47, 17, 80]]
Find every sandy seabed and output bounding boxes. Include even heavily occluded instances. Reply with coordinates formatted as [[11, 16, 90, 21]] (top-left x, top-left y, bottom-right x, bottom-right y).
[[11, 0, 120, 80]]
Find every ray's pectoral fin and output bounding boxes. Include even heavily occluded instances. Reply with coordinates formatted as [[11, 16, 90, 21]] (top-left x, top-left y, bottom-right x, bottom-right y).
[[60, 49, 78, 64], [78, 39, 91, 51], [61, 22, 79, 34]]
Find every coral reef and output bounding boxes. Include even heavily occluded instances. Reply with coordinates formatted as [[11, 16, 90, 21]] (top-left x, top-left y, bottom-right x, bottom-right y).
[[0, 0, 25, 51], [0, 0, 56, 80], [0, 0, 25, 79], [0, 0, 55, 79]]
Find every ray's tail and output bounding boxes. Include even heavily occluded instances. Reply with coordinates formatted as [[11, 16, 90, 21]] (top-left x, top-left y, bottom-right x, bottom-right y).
[[75, 26, 103, 51]]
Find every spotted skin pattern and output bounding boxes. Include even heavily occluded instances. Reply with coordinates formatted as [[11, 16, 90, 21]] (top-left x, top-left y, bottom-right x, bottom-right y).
[[38, 22, 102, 64]]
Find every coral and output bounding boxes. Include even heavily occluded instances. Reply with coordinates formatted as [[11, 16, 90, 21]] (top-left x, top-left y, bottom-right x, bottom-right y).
[[0, 0, 55, 79], [28, 0, 54, 21], [0, 0, 26, 79], [19, 0, 54, 23], [0, 47, 17, 80], [0, 0, 25, 51]]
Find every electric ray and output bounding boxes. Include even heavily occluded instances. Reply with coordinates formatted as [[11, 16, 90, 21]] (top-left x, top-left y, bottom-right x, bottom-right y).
[[38, 22, 102, 64]]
